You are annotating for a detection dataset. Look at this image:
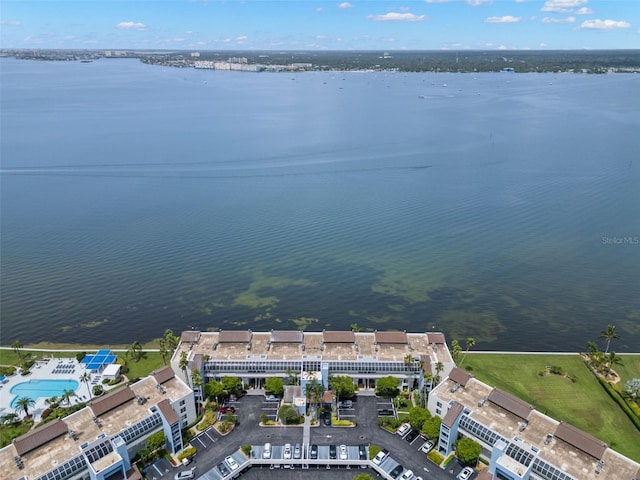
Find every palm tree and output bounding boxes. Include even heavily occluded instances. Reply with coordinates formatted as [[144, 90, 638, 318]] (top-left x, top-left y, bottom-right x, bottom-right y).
[[164, 329, 179, 351], [158, 338, 169, 365], [127, 341, 142, 362], [61, 388, 76, 406], [15, 397, 35, 418], [450, 340, 462, 363], [600, 325, 620, 354], [460, 337, 475, 366], [79, 372, 93, 400], [435, 361, 444, 385], [11, 340, 23, 358], [605, 351, 624, 378], [179, 351, 190, 387], [45, 396, 60, 409]]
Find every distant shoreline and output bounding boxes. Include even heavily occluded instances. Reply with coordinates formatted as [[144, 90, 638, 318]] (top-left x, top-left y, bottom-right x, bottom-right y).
[[2, 48, 640, 74]]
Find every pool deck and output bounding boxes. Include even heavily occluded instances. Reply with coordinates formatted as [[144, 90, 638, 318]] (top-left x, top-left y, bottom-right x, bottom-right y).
[[0, 357, 104, 420]]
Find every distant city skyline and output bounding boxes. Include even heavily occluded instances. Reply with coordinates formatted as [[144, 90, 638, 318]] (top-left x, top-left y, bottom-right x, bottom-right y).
[[1, 0, 638, 51]]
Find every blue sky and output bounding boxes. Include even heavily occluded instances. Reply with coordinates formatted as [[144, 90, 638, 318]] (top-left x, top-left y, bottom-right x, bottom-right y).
[[1, 1, 638, 50]]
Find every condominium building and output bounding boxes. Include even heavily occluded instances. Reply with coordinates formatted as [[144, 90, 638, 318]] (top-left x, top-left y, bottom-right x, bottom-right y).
[[428, 368, 640, 480], [1, 367, 196, 480], [172, 329, 454, 399]]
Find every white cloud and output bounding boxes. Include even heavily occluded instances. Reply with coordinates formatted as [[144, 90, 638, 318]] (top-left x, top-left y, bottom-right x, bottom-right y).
[[541, 0, 586, 13], [117, 21, 147, 30], [316, 7, 324, 12], [539, 42, 548, 47], [575, 7, 593, 14], [185, 30, 193, 34], [424, 0, 452, 3], [466, 0, 493, 6], [542, 16, 575, 23], [368, 12, 426, 21], [497, 45, 509, 50], [485, 15, 521, 23], [580, 18, 631, 30], [338, 2, 354, 8], [0, 19, 21, 26], [236, 35, 248, 43]]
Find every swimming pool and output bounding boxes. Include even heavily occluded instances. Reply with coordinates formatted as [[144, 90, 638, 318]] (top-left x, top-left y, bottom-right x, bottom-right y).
[[10, 379, 79, 409]]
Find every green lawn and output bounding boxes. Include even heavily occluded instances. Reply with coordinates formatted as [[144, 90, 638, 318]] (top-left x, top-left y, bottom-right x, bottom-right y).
[[463, 353, 640, 462], [0, 348, 165, 382], [615, 354, 640, 385]]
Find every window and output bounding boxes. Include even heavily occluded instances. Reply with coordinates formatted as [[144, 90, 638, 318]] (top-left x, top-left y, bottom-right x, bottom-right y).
[[437, 401, 443, 408], [436, 408, 442, 415]]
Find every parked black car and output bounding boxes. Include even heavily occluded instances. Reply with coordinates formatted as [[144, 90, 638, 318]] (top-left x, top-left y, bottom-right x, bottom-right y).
[[378, 408, 394, 416], [358, 445, 367, 460], [217, 462, 230, 476], [309, 444, 318, 459], [405, 429, 420, 443], [329, 445, 337, 459], [321, 411, 332, 426], [390, 465, 404, 479]]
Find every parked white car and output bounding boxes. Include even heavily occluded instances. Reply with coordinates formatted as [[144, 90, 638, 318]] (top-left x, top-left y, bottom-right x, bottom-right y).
[[225, 455, 239, 471], [372, 448, 389, 465], [457, 467, 474, 480], [174, 468, 195, 480], [339, 444, 348, 460], [263, 443, 272, 459], [283, 443, 292, 459], [396, 423, 411, 436]]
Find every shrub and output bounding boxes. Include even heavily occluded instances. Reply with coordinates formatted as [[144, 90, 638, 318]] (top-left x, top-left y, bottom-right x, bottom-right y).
[[278, 405, 302, 425], [92, 385, 104, 396], [177, 445, 197, 462], [41, 408, 53, 420], [218, 420, 233, 434], [76, 352, 86, 362], [427, 449, 444, 465], [260, 413, 268, 424], [241, 445, 252, 456]]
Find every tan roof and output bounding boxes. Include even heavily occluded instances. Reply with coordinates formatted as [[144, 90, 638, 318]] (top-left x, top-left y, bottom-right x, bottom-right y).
[[375, 331, 407, 344], [321, 390, 334, 404], [555, 422, 607, 460], [443, 401, 465, 428], [89, 386, 135, 417], [218, 330, 252, 343], [488, 388, 534, 420], [181, 330, 201, 343], [191, 354, 203, 371], [421, 354, 432, 373], [157, 399, 179, 425], [152, 366, 175, 385], [449, 367, 473, 387], [323, 331, 355, 343], [270, 330, 303, 343], [427, 332, 446, 344], [13, 418, 68, 456]]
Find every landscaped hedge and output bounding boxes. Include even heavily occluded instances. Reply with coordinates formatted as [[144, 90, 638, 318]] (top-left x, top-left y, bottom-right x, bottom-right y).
[[597, 377, 640, 431], [427, 449, 444, 465], [177, 445, 197, 461]]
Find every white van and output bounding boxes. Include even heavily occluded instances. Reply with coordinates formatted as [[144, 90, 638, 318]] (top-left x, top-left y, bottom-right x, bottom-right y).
[[263, 442, 272, 459]]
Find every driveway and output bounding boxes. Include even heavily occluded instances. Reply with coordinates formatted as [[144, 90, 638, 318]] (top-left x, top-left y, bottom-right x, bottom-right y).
[[180, 393, 471, 480]]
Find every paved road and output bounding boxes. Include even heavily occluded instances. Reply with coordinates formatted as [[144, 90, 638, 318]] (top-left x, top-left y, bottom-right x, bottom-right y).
[[170, 395, 470, 480]]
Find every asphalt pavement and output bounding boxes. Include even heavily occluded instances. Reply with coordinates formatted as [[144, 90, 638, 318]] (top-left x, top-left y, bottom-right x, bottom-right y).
[[169, 394, 471, 480]]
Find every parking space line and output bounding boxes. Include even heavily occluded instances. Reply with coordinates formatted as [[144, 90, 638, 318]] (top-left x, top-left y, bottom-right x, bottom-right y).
[[193, 436, 206, 448], [204, 430, 216, 442]]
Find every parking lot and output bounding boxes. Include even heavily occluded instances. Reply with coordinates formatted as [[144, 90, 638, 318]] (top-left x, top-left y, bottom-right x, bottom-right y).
[[165, 393, 474, 480]]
